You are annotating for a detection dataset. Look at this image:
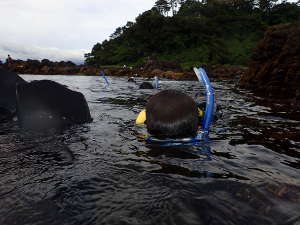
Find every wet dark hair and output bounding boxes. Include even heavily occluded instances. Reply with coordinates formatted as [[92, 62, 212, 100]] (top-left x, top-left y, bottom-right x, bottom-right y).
[[145, 89, 199, 139]]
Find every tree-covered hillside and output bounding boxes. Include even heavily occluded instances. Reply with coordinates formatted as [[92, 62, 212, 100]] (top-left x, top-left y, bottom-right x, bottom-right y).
[[85, 0, 300, 67]]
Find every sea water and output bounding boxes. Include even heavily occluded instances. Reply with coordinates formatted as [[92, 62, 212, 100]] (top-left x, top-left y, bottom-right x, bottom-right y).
[[0, 75, 299, 225]]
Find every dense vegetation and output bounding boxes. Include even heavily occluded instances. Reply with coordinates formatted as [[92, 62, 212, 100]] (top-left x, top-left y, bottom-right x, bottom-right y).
[[85, 0, 300, 67]]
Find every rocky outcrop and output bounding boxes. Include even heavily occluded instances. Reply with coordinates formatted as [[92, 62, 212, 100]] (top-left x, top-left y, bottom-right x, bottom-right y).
[[0, 59, 100, 76], [16, 80, 92, 130], [0, 58, 245, 81], [239, 21, 300, 101], [0, 69, 92, 129], [143, 60, 183, 72], [0, 69, 27, 121], [202, 64, 246, 81]]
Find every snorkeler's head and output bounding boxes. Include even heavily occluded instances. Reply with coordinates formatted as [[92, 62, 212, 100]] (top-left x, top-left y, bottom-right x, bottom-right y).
[[145, 89, 199, 139]]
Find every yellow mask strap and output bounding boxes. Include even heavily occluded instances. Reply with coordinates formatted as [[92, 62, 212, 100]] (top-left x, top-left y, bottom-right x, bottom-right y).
[[136, 109, 146, 124], [198, 108, 204, 117], [136, 108, 203, 125]]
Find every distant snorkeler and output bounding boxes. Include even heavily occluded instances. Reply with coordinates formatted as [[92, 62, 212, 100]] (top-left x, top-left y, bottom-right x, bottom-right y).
[[128, 77, 136, 82], [136, 89, 204, 139]]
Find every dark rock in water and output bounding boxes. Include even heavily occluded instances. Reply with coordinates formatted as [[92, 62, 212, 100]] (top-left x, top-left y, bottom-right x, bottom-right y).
[[0, 69, 27, 116], [16, 80, 92, 130], [139, 82, 154, 89], [0, 107, 15, 122], [240, 22, 300, 101]]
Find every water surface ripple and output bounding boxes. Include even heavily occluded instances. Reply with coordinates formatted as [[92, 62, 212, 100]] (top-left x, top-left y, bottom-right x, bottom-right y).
[[0, 75, 299, 225]]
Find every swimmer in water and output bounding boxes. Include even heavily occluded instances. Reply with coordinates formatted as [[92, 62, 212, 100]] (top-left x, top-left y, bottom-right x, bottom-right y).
[[136, 89, 203, 139]]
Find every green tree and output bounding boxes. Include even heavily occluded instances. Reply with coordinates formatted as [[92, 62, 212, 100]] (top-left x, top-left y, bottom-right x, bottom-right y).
[[85, 0, 300, 66], [155, 0, 170, 15]]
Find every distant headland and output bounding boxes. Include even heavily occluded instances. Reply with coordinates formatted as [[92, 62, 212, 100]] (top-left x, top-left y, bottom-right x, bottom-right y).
[[0, 57, 245, 81]]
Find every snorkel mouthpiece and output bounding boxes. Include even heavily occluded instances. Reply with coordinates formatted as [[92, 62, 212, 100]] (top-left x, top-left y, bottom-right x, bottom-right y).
[[101, 71, 110, 88]]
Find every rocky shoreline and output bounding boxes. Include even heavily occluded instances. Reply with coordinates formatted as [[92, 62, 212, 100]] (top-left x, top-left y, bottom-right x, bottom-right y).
[[0, 59, 244, 81], [240, 22, 300, 101], [239, 21, 300, 117]]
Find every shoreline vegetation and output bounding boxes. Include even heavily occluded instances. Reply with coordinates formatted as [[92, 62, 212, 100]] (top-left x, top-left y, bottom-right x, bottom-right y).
[[85, 0, 300, 68], [0, 59, 245, 81]]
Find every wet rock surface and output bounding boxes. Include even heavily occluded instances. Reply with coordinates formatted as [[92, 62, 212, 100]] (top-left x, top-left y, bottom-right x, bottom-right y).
[[240, 22, 300, 107], [202, 64, 246, 81], [16, 80, 92, 130], [0, 69, 27, 116], [0, 69, 92, 129], [1, 60, 98, 76]]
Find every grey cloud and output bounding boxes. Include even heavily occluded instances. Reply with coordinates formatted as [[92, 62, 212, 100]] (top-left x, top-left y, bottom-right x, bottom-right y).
[[0, 0, 154, 62], [0, 41, 87, 64]]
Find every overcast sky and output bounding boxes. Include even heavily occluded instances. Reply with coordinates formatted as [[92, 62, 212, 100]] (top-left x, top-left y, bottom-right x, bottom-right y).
[[0, 0, 155, 64]]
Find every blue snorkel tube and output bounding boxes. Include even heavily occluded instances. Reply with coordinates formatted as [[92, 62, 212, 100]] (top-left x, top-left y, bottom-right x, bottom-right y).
[[193, 67, 215, 139], [100, 71, 110, 88], [154, 76, 160, 89]]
